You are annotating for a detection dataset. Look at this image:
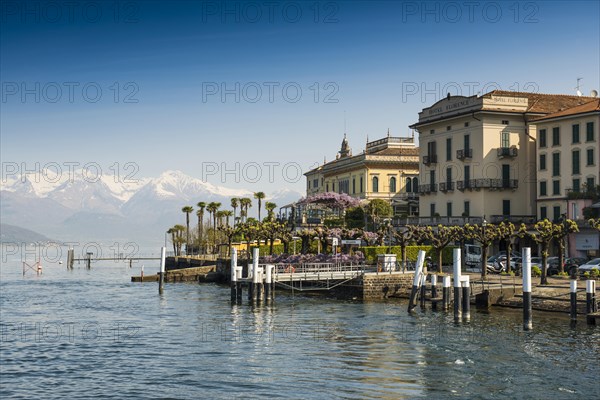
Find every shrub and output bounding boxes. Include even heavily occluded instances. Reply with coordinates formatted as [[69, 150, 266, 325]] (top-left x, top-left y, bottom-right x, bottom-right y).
[[359, 245, 457, 265], [532, 266, 541, 277], [591, 269, 599, 278]]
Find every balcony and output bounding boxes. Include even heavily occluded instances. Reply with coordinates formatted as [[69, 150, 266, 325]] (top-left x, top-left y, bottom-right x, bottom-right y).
[[418, 183, 438, 194], [439, 182, 455, 192], [456, 149, 473, 160], [497, 147, 518, 158], [457, 179, 518, 190], [422, 155, 438, 165], [393, 216, 484, 226]]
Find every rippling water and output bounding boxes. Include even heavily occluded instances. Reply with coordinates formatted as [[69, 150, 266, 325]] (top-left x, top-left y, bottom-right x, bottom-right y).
[[1, 256, 599, 399]]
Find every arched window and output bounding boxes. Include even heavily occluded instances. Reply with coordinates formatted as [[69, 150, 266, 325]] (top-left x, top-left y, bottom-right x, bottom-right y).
[[389, 177, 396, 193], [406, 178, 412, 193], [413, 177, 419, 192], [372, 176, 379, 193]]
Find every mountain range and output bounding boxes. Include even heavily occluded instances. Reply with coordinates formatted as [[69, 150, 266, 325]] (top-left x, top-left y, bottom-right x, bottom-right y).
[[1, 170, 302, 246]]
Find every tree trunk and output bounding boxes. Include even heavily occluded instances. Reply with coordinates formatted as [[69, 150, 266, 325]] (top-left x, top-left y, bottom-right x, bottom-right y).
[[437, 247, 443, 274], [283, 240, 289, 254], [541, 243, 549, 285], [558, 239, 565, 274], [269, 238, 274, 255], [401, 245, 406, 271]]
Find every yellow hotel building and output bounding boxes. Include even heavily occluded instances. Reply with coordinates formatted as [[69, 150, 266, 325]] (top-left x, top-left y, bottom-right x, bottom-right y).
[[304, 133, 420, 216]]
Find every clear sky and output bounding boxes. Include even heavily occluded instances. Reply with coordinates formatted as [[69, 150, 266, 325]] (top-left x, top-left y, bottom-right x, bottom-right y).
[[1, 0, 599, 193]]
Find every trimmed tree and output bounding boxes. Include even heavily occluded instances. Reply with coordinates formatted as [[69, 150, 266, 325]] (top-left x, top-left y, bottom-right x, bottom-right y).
[[464, 223, 500, 278]]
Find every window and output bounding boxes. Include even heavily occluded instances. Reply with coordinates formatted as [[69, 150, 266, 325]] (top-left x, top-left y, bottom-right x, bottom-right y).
[[553, 206, 561, 222], [429, 170, 436, 185], [427, 141, 437, 157], [389, 177, 396, 193], [587, 148, 594, 166], [339, 179, 349, 194], [539, 154, 546, 170], [552, 153, 560, 176], [501, 131, 510, 148], [446, 167, 452, 184], [587, 122, 595, 141], [430, 129, 435, 135], [464, 165, 470, 187], [372, 176, 378, 193], [502, 200, 511, 216], [464, 134, 470, 150], [540, 206, 547, 220], [587, 177, 595, 190], [446, 202, 453, 217], [406, 178, 412, 193], [313, 179, 318, 188], [502, 164, 510, 187], [552, 180, 560, 195], [464, 122, 469, 127], [552, 127, 560, 146], [572, 124, 580, 143], [332, 182, 335, 192], [308, 180, 310, 189], [360, 177, 363, 193], [447, 125, 451, 131], [464, 201, 470, 217], [539, 181, 547, 196], [413, 177, 418, 192], [502, 120, 509, 125], [572, 150, 580, 174], [430, 203, 436, 217], [446, 137, 452, 161], [573, 178, 580, 192], [539, 129, 547, 148], [326, 183, 329, 192], [352, 178, 355, 194]]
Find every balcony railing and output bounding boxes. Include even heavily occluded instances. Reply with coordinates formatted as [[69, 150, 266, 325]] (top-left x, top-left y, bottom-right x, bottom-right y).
[[422, 155, 438, 165], [393, 216, 484, 226], [418, 183, 438, 194], [439, 182, 455, 192], [457, 179, 518, 190], [489, 215, 536, 224], [456, 149, 473, 160], [497, 147, 518, 158]]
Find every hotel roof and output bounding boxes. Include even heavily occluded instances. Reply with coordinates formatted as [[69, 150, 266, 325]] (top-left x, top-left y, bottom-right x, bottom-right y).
[[531, 98, 600, 121]]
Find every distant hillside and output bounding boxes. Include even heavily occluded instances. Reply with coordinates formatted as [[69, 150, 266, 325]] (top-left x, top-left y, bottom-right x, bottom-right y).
[[0, 224, 58, 244]]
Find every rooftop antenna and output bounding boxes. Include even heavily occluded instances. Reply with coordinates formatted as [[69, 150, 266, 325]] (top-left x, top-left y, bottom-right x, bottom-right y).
[[576, 78, 583, 97]]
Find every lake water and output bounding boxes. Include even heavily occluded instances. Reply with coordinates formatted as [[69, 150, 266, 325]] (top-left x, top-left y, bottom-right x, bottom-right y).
[[1, 255, 599, 399]]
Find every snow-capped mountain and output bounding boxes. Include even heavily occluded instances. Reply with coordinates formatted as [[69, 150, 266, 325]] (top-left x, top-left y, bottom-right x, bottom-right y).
[[1, 169, 303, 243]]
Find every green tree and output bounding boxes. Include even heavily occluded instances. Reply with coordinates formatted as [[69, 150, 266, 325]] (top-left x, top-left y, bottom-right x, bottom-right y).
[[254, 191, 266, 221], [464, 223, 500, 278], [365, 199, 393, 231], [496, 222, 517, 273], [196, 202, 206, 252], [230, 198, 239, 226], [206, 202, 221, 253], [181, 206, 194, 254], [265, 201, 277, 221], [554, 219, 579, 273], [345, 206, 365, 229], [239, 197, 252, 222], [173, 224, 186, 256], [222, 210, 234, 227], [393, 225, 419, 271], [297, 228, 315, 254], [418, 225, 461, 273], [167, 227, 177, 255], [519, 219, 557, 285]]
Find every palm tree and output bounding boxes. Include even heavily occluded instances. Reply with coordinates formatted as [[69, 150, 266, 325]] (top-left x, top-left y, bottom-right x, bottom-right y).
[[173, 224, 186, 256], [222, 210, 234, 227], [240, 197, 252, 222], [181, 206, 193, 254], [230, 198, 239, 226], [207, 202, 221, 252], [196, 202, 206, 253], [167, 227, 177, 255], [254, 192, 266, 221], [216, 210, 227, 228], [265, 201, 277, 221]]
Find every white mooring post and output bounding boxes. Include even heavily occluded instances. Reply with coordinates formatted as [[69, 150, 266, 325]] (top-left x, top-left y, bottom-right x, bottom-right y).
[[250, 248, 260, 303], [586, 279, 597, 325], [431, 274, 438, 299], [408, 250, 426, 312], [265, 264, 274, 302], [230, 247, 238, 303], [570, 279, 577, 326], [522, 247, 532, 331], [453, 248, 462, 322], [159, 247, 166, 294], [442, 275, 451, 311], [461, 275, 470, 322]]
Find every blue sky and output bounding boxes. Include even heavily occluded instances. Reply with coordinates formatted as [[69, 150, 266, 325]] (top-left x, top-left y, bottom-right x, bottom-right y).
[[1, 0, 599, 193]]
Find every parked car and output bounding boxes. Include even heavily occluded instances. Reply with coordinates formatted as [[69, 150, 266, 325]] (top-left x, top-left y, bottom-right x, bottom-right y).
[[547, 257, 589, 275], [579, 258, 600, 278]]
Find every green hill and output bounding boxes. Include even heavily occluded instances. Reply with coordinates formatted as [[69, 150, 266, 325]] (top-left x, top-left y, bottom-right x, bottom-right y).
[[0, 224, 59, 244]]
